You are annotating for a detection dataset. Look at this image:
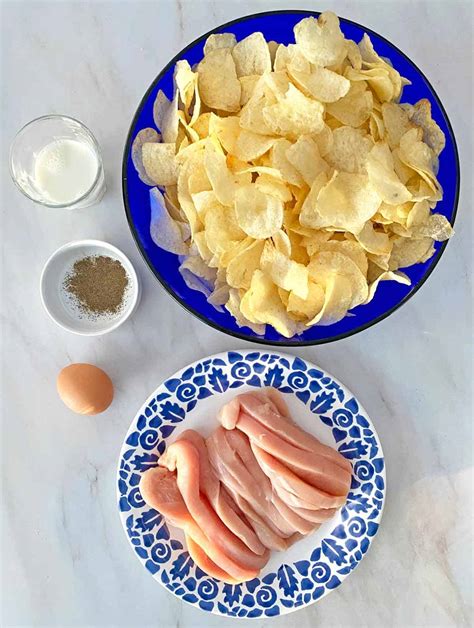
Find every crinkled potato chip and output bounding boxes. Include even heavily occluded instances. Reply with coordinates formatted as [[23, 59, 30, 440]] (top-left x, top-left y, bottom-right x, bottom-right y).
[[291, 67, 350, 103], [262, 84, 325, 138], [133, 11, 451, 336], [198, 48, 241, 112], [294, 12, 346, 67], [203, 32, 237, 56], [132, 128, 161, 185], [142, 142, 178, 186], [326, 81, 373, 128], [366, 142, 412, 205], [234, 185, 283, 238], [232, 32, 272, 77], [326, 127, 373, 174]]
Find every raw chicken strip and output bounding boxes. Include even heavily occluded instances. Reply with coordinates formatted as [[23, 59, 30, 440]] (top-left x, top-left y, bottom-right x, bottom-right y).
[[234, 412, 351, 497], [160, 440, 269, 570], [220, 392, 352, 474], [139, 467, 257, 581], [185, 534, 238, 584], [225, 430, 317, 535], [252, 443, 347, 509], [207, 428, 294, 536], [176, 430, 266, 555]]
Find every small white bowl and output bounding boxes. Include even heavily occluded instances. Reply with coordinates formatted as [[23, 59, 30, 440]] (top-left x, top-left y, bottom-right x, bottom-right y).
[[40, 239, 140, 335]]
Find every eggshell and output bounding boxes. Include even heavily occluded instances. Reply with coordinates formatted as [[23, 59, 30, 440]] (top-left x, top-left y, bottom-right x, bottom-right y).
[[57, 363, 114, 415]]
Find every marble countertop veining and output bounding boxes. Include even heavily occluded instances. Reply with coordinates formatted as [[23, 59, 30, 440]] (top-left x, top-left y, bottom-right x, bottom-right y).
[[1, 1, 473, 626]]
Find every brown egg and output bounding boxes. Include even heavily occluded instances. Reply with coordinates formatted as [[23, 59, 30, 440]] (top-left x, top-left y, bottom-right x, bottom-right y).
[[57, 363, 114, 415]]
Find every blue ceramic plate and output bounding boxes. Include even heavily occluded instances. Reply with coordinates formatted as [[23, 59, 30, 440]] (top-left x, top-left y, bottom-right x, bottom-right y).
[[122, 11, 459, 345], [117, 350, 385, 617]]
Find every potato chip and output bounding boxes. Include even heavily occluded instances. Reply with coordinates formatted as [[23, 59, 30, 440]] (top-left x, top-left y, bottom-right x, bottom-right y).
[[308, 251, 368, 308], [270, 139, 304, 187], [286, 135, 328, 186], [409, 99, 445, 155], [326, 127, 373, 173], [406, 200, 430, 228], [240, 270, 297, 337], [255, 173, 293, 202], [364, 270, 411, 304], [234, 185, 283, 238], [203, 33, 237, 56], [239, 93, 275, 135], [263, 71, 291, 100], [381, 102, 412, 149], [275, 43, 311, 73], [174, 60, 197, 114], [233, 129, 276, 162], [366, 142, 412, 205], [204, 200, 245, 256], [203, 142, 237, 206], [225, 288, 265, 334], [132, 128, 161, 185], [389, 235, 434, 270], [412, 213, 453, 241], [345, 66, 395, 103], [398, 129, 442, 196], [272, 229, 292, 256], [294, 12, 346, 67], [267, 40, 279, 66], [356, 220, 392, 255], [314, 239, 369, 275], [315, 171, 382, 232], [191, 190, 218, 217], [226, 240, 264, 290], [232, 32, 271, 77], [346, 39, 362, 70], [153, 89, 180, 144], [142, 142, 178, 186], [149, 187, 189, 255], [262, 84, 325, 139], [177, 150, 206, 235], [326, 82, 373, 128], [313, 124, 334, 157], [191, 112, 212, 139], [260, 242, 309, 299], [299, 172, 329, 229], [209, 115, 240, 153], [291, 67, 350, 103], [239, 75, 261, 106], [197, 48, 241, 112], [307, 274, 352, 326], [358, 34, 408, 101], [287, 281, 325, 319]]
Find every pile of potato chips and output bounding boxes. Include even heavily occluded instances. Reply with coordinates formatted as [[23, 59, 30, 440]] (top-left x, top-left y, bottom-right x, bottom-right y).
[[132, 11, 453, 338]]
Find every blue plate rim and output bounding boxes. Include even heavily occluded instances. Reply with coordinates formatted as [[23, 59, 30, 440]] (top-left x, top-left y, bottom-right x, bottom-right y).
[[122, 9, 460, 347]]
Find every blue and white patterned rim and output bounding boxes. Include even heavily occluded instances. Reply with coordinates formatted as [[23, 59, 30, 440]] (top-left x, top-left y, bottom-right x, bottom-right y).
[[117, 351, 386, 618]]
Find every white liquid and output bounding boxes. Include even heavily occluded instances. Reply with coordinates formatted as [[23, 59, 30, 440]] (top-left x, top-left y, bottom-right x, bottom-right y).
[[34, 139, 98, 204]]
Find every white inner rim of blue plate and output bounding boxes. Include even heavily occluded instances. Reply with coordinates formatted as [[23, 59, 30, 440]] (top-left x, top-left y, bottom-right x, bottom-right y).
[[117, 350, 386, 618]]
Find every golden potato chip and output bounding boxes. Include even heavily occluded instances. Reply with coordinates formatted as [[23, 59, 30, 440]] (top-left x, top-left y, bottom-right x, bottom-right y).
[[153, 89, 180, 144], [314, 239, 369, 275], [309, 251, 368, 308], [364, 270, 411, 304], [164, 184, 183, 220], [232, 32, 271, 77], [286, 136, 329, 186], [177, 151, 206, 235], [287, 281, 325, 319], [240, 270, 296, 337], [272, 229, 292, 256], [234, 185, 283, 238], [398, 129, 442, 196], [233, 129, 276, 162], [263, 71, 291, 100], [203, 33, 237, 56], [389, 235, 433, 270], [307, 274, 352, 326], [226, 239, 264, 289], [191, 112, 212, 138], [368, 112, 385, 142], [406, 200, 430, 228], [260, 242, 309, 299], [204, 200, 245, 255], [313, 124, 334, 157], [270, 139, 304, 187], [240, 94, 275, 135], [274, 43, 311, 73], [358, 34, 408, 101], [191, 190, 218, 217], [299, 171, 329, 229], [142, 142, 178, 186], [381, 102, 412, 149], [255, 174, 293, 202], [315, 171, 382, 233], [294, 12, 346, 67], [326, 127, 373, 173], [366, 142, 412, 205], [412, 213, 453, 241], [346, 39, 362, 70], [174, 60, 197, 114], [132, 128, 161, 185], [291, 67, 350, 103], [239, 75, 261, 106], [203, 142, 237, 206], [356, 220, 392, 255], [209, 115, 240, 153], [149, 187, 189, 255], [345, 66, 395, 103], [326, 82, 373, 128], [262, 84, 325, 138], [197, 48, 241, 112], [226, 288, 265, 334], [410, 99, 445, 156]]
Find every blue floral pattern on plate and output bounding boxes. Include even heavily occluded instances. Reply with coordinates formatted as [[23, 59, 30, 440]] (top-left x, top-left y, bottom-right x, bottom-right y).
[[117, 351, 385, 617]]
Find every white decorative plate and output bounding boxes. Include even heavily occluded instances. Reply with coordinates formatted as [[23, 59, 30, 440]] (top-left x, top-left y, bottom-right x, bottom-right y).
[[117, 351, 385, 618]]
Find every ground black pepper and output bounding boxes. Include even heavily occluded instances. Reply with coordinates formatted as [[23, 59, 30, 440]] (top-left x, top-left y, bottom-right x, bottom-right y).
[[64, 255, 129, 317]]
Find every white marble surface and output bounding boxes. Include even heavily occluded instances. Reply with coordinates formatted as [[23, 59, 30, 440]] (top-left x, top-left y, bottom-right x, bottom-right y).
[[1, 1, 473, 626]]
